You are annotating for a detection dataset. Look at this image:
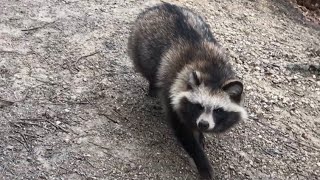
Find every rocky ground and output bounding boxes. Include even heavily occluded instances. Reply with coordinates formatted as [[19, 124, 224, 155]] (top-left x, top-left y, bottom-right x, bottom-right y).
[[0, 0, 319, 179]]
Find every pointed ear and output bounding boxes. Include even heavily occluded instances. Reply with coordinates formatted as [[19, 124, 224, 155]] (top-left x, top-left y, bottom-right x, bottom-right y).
[[188, 71, 201, 89], [222, 79, 243, 103]]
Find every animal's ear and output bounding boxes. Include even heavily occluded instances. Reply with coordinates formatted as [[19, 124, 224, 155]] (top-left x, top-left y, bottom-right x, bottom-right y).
[[188, 71, 201, 89], [222, 79, 243, 103]]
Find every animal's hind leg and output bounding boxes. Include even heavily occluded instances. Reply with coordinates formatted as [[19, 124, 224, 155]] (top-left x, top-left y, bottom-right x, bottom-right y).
[[147, 81, 157, 97], [146, 73, 158, 97]]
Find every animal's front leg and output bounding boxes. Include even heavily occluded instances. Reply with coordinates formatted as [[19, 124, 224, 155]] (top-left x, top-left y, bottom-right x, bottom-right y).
[[168, 110, 213, 179], [193, 130, 205, 150]]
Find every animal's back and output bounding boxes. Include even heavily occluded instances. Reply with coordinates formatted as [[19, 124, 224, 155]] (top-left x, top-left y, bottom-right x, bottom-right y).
[[127, 3, 216, 84]]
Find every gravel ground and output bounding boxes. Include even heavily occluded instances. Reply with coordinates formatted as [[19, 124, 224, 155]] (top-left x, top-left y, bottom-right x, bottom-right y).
[[0, 0, 319, 179]]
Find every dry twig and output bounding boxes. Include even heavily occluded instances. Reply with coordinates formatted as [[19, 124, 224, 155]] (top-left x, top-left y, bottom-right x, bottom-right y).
[[44, 119, 69, 133], [75, 51, 99, 65], [84, 97, 120, 124], [21, 22, 55, 32], [9, 135, 31, 152], [0, 99, 14, 108], [89, 141, 111, 151], [98, 113, 119, 124]]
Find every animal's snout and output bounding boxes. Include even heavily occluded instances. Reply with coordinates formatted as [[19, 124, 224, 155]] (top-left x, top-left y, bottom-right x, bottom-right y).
[[197, 120, 209, 131]]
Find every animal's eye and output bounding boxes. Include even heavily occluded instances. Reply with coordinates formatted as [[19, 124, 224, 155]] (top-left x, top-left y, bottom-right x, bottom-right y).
[[214, 108, 223, 113]]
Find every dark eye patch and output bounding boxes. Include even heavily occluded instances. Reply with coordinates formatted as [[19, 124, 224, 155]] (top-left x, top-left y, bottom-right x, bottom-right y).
[[213, 107, 224, 113], [180, 98, 204, 112], [213, 110, 241, 133], [178, 97, 204, 128], [213, 107, 227, 119], [194, 103, 204, 111]]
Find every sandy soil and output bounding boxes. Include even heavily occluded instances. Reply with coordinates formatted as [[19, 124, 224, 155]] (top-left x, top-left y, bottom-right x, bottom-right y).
[[0, 0, 319, 179]]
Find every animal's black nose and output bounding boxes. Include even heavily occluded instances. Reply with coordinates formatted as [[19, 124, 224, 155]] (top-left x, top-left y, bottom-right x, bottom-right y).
[[198, 120, 209, 131]]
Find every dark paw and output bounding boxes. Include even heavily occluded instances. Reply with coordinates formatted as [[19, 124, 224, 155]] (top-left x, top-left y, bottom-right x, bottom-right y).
[[199, 169, 214, 180], [199, 162, 214, 180]]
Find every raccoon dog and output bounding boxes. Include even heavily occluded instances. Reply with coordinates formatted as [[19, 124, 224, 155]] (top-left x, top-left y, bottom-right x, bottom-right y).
[[128, 2, 247, 179]]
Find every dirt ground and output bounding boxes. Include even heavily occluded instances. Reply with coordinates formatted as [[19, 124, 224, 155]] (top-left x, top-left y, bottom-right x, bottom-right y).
[[0, 0, 319, 179], [290, 0, 320, 25]]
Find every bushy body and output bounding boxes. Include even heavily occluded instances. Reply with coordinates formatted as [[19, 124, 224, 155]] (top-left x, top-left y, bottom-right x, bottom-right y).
[[128, 3, 247, 179]]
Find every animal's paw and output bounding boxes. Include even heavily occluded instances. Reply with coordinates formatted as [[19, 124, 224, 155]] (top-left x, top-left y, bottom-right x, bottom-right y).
[[199, 166, 214, 180]]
